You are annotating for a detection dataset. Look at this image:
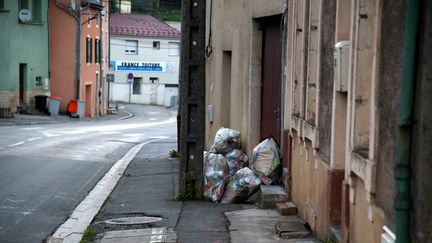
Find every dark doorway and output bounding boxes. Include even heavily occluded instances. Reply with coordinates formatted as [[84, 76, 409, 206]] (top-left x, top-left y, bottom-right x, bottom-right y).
[[260, 16, 282, 144], [19, 63, 27, 104]]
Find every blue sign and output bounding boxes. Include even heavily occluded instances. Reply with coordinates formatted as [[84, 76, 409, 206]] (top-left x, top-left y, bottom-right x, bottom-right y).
[[117, 66, 163, 71], [110, 60, 175, 72]]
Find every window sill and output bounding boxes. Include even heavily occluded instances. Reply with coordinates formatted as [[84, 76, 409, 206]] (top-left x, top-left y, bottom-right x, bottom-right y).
[[18, 20, 43, 25], [304, 121, 319, 149], [350, 150, 376, 193], [0, 9, 10, 13]]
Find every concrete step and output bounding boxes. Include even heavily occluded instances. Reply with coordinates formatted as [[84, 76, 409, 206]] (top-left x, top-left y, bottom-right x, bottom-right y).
[[275, 220, 312, 240], [258, 185, 288, 209], [276, 201, 298, 216]]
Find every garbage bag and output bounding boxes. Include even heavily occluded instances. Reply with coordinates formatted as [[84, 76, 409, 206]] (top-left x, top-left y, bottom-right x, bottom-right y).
[[250, 137, 281, 176], [221, 167, 261, 203], [211, 127, 241, 155], [203, 152, 230, 202], [204, 181, 226, 202], [225, 149, 249, 176]]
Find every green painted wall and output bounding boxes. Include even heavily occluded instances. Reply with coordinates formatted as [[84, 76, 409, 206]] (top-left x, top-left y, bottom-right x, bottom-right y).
[[0, 0, 49, 95]]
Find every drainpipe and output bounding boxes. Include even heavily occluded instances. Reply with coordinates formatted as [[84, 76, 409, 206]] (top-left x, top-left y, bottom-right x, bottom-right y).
[[98, 10, 102, 116], [76, 12, 81, 100], [394, 1, 420, 243]]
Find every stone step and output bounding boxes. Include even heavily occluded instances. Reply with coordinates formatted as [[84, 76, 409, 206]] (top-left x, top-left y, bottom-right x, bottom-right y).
[[276, 201, 298, 216], [258, 185, 288, 209]]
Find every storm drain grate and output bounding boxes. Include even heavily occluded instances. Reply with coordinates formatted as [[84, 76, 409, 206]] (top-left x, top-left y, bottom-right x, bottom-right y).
[[104, 216, 162, 225]]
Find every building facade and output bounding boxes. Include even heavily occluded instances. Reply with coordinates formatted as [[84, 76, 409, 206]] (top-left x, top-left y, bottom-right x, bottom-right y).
[[205, 0, 432, 242], [110, 14, 180, 107], [50, 0, 109, 117], [0, 0, 50, 117]]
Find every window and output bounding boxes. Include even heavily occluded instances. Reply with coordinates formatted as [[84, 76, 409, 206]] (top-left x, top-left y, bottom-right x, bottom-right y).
[[133, 78, 142, 94], [86, 37, 92, 63], [18, 0, 41, 22], [125, 40, 138, 54], [168, 42, 180, 56], [149, 77, 159, 84], [95, 38, 101, 64], [153, 41, 160, 50], [0, 0, 5, 10]]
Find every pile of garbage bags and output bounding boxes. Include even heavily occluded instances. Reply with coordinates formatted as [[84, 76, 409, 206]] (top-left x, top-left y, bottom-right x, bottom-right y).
[[203, 127, 282, 203]]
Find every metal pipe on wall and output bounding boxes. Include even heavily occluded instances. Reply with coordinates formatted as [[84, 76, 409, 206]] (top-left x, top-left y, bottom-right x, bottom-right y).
[[394, 1, 421, 242]]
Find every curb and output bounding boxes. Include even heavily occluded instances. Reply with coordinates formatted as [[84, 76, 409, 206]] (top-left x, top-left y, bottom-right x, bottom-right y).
[[48, 138, 166, 243]]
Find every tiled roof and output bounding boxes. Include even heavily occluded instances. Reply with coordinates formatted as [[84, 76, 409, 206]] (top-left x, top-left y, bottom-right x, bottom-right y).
[[110, 13, 181, 38]]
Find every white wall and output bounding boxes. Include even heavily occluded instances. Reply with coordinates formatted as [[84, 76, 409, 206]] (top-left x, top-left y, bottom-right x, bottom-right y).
[[111, 82, 172, 107], [110, 35, 180, 106]]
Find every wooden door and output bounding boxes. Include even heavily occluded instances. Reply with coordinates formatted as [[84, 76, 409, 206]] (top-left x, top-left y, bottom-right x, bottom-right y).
[[261, 16, 282, 144]]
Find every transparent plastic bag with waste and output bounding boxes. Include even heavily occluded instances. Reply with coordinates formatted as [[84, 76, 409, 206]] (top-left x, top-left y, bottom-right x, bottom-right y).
[[225, 149, 249, 176], [203, 152, 230, 202], [221, 167, 261, 203], [250, 137, 282, 185], [251, 137, 281, 176], [210, 127, 241, 155]]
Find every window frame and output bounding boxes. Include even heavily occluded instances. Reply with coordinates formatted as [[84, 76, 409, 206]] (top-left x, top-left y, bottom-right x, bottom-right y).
[[86, 37, 93, 64], [95, 38, 101, 64], [149, 77, 159, 84], [125, 40, 138, 55], [18, 0, 41, 23], [168, 42, 180, 56], [153, 41, 160, 50]]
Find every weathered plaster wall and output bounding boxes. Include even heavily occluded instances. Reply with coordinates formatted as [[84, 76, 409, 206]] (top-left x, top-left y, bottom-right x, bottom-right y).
[[291, 135, 330, 236], [349, 178, 384, 243], [412, 2, 432, 241], [0, 1, 49, 114], [317, 0, 336, 163], [375, 0, 405, 231], [50, 0, 77, 112], [205, 0, 286, 155]]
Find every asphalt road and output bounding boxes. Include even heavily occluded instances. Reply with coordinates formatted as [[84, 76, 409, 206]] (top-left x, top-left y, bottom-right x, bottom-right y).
[[0, 105, 177, 243]]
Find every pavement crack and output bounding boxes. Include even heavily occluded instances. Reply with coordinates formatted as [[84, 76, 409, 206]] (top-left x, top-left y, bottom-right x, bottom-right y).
[[173, 202, 185, 232]]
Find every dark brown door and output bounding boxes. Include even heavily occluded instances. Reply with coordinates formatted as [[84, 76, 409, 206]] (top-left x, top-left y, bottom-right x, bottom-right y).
[[261, 16, 282, 144], [19, 64, 26, 103]]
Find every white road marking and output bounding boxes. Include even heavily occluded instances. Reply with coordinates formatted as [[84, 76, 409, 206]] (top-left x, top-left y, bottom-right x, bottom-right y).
[[42, 118, 175, 137], [45, 134, 60, 137], [0, 210, 32, 216], [6, 198, 25, 203], [28, 137, 42, 141], [8, 142, 24, 147]]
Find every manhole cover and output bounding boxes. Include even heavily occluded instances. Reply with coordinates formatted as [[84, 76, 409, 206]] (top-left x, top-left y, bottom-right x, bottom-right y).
[[104, 216, 162, 225]]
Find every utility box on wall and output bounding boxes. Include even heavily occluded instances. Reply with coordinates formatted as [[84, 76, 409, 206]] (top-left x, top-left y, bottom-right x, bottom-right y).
[[334, 41, 350, 92]]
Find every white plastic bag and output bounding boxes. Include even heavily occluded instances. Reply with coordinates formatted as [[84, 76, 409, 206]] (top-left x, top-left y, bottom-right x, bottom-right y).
[[251, 137, 281, 176], [211, 127, 241, 155]]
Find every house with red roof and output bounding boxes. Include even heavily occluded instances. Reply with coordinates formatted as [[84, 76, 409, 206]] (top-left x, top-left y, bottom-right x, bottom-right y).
[[109, 13, 180, 107]]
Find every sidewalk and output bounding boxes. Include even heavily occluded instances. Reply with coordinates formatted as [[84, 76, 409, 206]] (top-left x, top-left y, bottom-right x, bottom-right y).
[[77, 139, 320, 243]]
